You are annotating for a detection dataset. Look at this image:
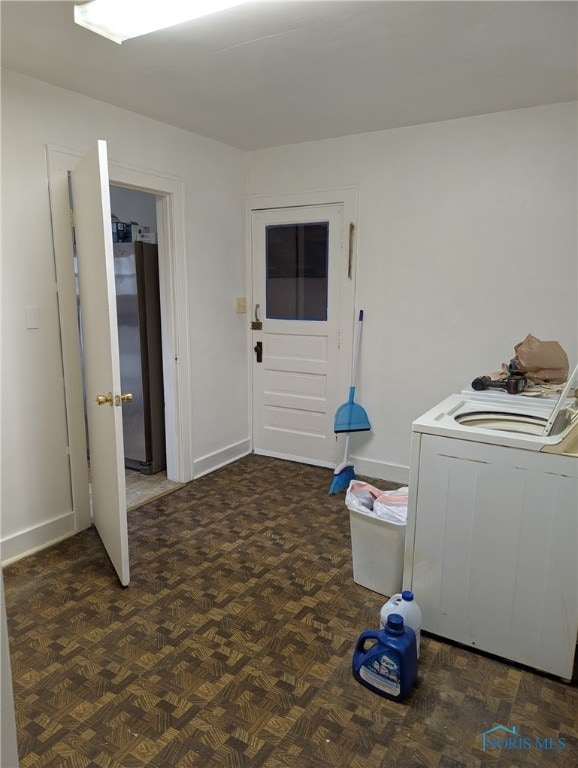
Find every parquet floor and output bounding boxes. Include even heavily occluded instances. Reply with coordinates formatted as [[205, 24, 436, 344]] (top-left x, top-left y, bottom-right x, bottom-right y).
[[3, 455, 577, 767]]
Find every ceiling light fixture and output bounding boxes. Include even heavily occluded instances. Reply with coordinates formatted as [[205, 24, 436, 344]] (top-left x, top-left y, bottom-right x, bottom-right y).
[[74, 0, 250, 44]]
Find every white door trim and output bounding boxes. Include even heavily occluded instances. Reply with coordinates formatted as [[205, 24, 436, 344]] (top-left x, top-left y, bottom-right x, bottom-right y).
[[247, 187, 358, 459], [47, 145, 192, 536]]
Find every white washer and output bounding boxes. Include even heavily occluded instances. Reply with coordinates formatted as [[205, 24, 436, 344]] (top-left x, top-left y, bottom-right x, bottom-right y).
[[404, 373, 578, 680]]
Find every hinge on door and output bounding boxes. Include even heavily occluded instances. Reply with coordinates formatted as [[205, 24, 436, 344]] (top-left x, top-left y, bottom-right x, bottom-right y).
[[69, 209, 74, 227], [348, 223, 354, 279], [337, 330, 341, 349]]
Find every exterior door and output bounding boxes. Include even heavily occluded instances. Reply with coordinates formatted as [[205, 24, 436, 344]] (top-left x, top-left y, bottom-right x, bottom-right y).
[[251, 205, 345, 466], [71, 141, 130, 586]]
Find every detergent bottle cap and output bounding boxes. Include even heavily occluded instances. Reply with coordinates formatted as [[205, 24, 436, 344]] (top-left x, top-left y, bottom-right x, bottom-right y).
[[386, 613, 405, 635], [401, 590, 414, 602]]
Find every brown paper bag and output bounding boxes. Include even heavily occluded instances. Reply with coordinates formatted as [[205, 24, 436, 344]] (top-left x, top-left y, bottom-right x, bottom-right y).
[[511, 334, 569, 384]]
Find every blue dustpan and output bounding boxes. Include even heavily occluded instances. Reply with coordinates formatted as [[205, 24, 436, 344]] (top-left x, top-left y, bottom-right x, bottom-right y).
[[334, 386, 371, 432]]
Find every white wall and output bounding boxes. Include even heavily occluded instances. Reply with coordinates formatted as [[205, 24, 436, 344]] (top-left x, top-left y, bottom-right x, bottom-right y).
[[248, 103, 578, 481], [1, 69, 249, 561]]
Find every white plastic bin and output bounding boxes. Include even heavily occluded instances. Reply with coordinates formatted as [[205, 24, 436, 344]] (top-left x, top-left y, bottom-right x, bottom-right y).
[[348, 506, 406, 596]]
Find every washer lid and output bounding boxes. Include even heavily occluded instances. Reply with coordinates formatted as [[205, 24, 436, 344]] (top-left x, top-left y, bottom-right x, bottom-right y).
[[453, 362, 578, 437], [542, 361, 578, 436]]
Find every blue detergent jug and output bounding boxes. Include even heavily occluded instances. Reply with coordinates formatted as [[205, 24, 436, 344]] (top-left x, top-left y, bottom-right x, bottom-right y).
[[352, 613, 417, 702]]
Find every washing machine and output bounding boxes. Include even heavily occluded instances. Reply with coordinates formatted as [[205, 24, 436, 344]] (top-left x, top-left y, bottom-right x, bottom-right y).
[[404, 368, 578, 680]]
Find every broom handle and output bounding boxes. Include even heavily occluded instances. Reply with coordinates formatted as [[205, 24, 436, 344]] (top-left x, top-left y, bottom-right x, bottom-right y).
[[342, 432, 351, 464], [351, 309, 364, 388]]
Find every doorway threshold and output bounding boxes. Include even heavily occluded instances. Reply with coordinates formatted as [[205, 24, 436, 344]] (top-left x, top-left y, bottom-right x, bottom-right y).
[[125, 470, 184, 511]]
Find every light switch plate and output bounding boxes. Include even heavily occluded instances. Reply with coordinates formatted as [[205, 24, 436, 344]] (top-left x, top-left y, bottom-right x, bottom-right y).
[[236, 297, 246, 313]]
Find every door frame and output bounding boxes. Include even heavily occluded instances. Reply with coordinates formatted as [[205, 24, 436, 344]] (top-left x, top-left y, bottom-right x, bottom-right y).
[[47, 144, 192, 532], [246, 187, 358, 458]]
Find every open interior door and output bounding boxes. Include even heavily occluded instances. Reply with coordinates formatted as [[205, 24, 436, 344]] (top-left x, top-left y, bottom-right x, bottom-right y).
[[70, 141, 130, 586]]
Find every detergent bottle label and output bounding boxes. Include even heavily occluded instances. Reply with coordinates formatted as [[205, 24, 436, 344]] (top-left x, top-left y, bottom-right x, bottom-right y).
[[359, 651, 401, 696]]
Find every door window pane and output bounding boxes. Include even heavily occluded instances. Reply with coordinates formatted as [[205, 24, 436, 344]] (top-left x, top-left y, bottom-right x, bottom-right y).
[[266, 222, 328, 320]]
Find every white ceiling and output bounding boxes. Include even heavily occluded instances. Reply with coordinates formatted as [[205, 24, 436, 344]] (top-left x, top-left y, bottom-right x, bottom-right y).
[[1, 1, 577, 151]]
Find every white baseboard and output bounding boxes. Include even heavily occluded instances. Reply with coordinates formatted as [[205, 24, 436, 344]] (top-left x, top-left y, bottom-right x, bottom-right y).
[[253, 449, 334, 469], [1, 512, 77, 566], [353, 456, 410, 485], [250, 449, 407, 483], [193, 439, 251, 480]]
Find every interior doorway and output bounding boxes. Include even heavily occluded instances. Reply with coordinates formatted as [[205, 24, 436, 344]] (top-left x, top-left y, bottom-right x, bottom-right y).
[[109, 186, 183, 508], [109, 186, 166, 477], [74, 184, 177, 508]]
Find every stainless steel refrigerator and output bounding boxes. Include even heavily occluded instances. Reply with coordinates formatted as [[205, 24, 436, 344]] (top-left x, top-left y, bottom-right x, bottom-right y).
[[114, 242, 166, 474]]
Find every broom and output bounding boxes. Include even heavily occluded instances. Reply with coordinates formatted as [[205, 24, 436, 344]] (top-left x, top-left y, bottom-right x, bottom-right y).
[[333, 310, 371, 433], [329, 432, 355, 494], [329, 310, 371, 494]]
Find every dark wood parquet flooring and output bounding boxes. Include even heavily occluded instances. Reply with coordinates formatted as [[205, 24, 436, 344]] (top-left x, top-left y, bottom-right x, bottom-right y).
[[3, 455, 577, 767]]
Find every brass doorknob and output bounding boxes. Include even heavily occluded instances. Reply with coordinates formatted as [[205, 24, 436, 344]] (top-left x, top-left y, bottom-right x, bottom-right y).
[[96, 392, 113, 406], [115, 393, 133, 406]]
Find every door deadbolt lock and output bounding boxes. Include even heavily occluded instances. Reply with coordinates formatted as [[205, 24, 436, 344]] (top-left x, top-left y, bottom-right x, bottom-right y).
[[251, 303, 262, 331]]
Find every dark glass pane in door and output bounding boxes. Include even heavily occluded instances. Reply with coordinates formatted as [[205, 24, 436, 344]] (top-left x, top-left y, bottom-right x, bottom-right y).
[[266, 222, 328, 320]]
